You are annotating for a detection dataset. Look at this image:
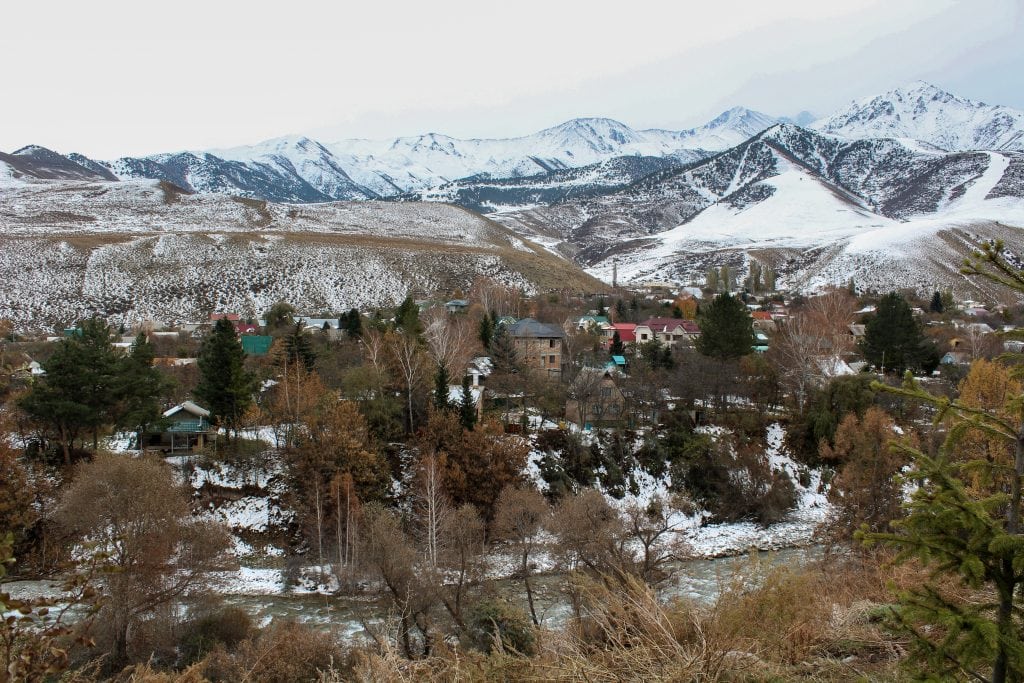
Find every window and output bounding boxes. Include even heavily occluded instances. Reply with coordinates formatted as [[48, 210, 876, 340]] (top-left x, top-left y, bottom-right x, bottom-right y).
[[640, 333, 648, 340], [549, 339, 556, 348], [548, 355, 556, 364]]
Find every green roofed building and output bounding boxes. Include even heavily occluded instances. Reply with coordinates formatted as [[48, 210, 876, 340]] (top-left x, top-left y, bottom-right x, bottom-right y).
[[241, 335, 273, 356]]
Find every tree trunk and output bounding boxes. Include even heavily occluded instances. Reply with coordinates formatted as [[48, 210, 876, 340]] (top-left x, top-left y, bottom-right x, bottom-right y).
[[522, 548, 539, 626], [994, 434, 1024, 683]]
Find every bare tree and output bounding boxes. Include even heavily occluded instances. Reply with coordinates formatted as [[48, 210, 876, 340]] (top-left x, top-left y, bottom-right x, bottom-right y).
[[422, 310, 476, 386], [361, 505, 437, 659], [415, 452, 451, 569], [385, 330, 430, 433], [493, 486, 549, 625], [55, 453, 232, 666], [437, 503, 484, 635]]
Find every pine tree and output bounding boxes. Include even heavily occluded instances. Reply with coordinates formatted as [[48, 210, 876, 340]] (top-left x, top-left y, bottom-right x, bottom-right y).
[[459, 376, 477, 431], [609, 331, 625, 356], [19, 317, 121, 463], [433, 362, 451, 412], [479, 311, 494, 349], [861, 292, 938, 373], [696, 293, 754, 359], [929, 290, 944, 314], [280, 321, 316, 372], [863, 241, 1024, 681], [114, 333, 172, 443], [195, 318, 256, 439], [394, 296, 422, 337], [489, 324, 519, 374], [342, 308, 363, 338]]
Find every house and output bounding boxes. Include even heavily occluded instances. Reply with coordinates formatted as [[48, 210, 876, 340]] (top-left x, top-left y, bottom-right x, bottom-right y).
[[754, 332, 770, 353], [445, 299, 470, 314], [751, 310, 776, 332], [577, 315, 610, 331], [634, 318, 700, 347], [600, 322, 637, 348], [565, 368, 627, 429], [816, 356, 855, 378], [507, 318, 565, 376], [211, 313, 260, 335], [941, 351, 971, 366], [848, 324, 866, 339], [467, 356, 494, 387], [143, 401, 213, 453]]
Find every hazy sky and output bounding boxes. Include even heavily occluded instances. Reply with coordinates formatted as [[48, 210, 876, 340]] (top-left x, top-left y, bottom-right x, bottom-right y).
[[3, 0, 1022, 158]]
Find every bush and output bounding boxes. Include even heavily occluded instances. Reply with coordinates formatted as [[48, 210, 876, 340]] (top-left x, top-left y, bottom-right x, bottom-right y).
[[199, 620, 344, 682], [177, 607, 254, 665], [468, 598, 537, 655]]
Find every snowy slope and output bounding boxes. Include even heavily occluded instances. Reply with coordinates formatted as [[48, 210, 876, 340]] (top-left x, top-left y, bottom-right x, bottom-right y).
[[0, 178, 601, 331], [486, 123, 1024, 296], [813, 81, 1024, 152]]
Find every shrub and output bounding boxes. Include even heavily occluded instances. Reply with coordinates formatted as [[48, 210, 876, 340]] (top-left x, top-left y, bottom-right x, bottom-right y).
[[177, 607, 254, 665], [467, 598, 537, 655], [199, 620, 344, 682]]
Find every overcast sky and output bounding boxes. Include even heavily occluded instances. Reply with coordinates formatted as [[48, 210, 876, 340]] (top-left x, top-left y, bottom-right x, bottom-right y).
[[3, 0, 1021, 158]]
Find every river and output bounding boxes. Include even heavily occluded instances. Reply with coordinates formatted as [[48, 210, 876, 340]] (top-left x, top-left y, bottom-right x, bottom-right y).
[[4, 545, 823, 640]]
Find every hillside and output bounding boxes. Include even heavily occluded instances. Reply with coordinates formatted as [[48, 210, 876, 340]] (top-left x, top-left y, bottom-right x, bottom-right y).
[[493, 124, 1024, 296], [0, 179, 602, 331]]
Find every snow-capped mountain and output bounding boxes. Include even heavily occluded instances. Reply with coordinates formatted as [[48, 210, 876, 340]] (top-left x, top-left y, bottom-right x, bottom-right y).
[[493, 123, 1024, 295], [0, 109, 779, 202], [812, 81, 1024, 152]]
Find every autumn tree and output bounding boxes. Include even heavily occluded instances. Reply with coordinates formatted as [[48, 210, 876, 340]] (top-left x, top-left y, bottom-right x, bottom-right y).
[[864, 241, 1024, 681], [360, 504, 437, 659], [290, 393, 391, 567], [56, 453, 231, 666], [821, 407, 908, 541], [418, 410, 527, 522]]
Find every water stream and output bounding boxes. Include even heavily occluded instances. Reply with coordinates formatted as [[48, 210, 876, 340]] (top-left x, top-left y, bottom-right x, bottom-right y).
[[4, 545, 823, 641]]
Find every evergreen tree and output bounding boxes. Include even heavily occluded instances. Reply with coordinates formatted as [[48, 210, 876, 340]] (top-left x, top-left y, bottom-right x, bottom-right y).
[[113, 333, 172, 443], [479, 311, 494, 349], [696, 293, 754, 359], [459, 376, 477, 431], [861, 292, 938, 373], [614, 299, 626, 321], [433, 362, 451, 412], [394, 296, 422, 337], [280, 321, 316, 372], [609, 330, 625, 356], [596, 298, 608, 318], [490, 324, 519, 374], [20, 318, 120, 463], [342, 308, 363, 338], [863, 241, 1024, 681], [929, 290, 944, 314], [195, 318, 256, 438]]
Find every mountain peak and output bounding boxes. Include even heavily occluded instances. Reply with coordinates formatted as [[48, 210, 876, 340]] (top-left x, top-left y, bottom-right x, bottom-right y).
[[812, 81, 1023, 151]]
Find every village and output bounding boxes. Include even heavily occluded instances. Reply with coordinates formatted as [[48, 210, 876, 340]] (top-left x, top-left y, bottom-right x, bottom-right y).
[[3, 265, 1024, 681]]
